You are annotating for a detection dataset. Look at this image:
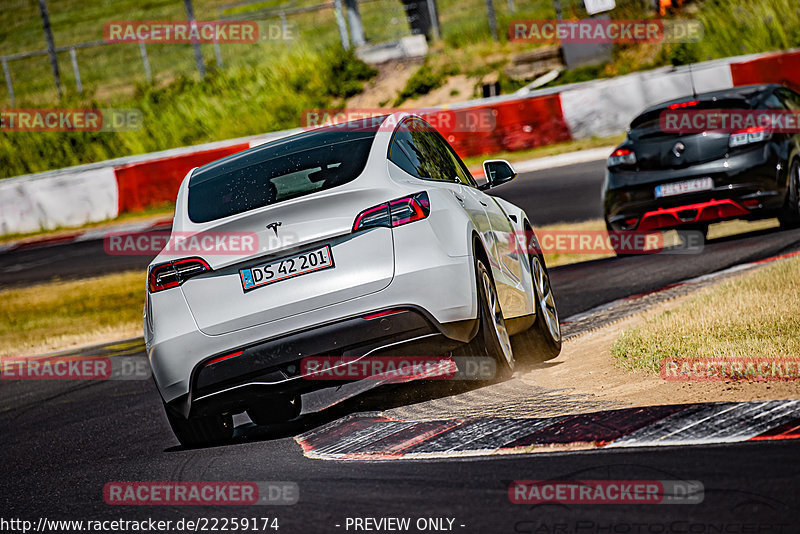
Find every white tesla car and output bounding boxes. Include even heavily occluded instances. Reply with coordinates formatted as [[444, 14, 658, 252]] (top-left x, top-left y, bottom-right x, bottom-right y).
[[144, 113, 561, 447]]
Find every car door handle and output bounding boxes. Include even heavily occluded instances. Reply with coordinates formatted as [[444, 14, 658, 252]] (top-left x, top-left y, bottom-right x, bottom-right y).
[[479, 200, 488, 207], [453, 193, 464, 203]]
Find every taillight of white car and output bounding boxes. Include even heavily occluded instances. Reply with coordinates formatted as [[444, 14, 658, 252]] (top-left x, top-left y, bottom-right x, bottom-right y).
[[148, 257, 211, 293], [352, 191, 430, 232]]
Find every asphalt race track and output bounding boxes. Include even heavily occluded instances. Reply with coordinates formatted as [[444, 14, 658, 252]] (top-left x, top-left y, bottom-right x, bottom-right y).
[[2, 159, 800, 530], [491, 160, 607, 226]]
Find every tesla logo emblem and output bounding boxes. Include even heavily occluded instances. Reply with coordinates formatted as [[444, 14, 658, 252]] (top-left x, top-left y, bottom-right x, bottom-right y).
[[672, 142, 686, 158], [266, 222, 282, 236]]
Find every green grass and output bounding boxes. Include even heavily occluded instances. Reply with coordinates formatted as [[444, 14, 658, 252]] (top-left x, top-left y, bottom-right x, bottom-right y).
[[393, 61, 459, 105], [688, 0, 800, 61], [611, 255, 800, 373], [536, 0, 800, 87], [633, 0, 800, 70], [0, 271, 146, 357]]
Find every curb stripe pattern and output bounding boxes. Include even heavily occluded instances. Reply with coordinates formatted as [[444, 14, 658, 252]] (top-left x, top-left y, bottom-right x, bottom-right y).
[[607, 400, 800, 448], [295, 400, 800, 461]]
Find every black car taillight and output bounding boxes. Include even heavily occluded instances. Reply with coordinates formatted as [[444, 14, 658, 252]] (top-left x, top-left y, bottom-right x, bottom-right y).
[[667, 100, 699, 109], [608, 148, 637, 167], [148, 257, 211, 293], [729, 125, 771, 148], [353, 192, 430, 232]]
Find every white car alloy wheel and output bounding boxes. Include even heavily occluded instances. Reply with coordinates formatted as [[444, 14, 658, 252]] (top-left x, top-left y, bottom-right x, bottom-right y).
[[481, 269, 514, 366], [532, 255, 561, 344]]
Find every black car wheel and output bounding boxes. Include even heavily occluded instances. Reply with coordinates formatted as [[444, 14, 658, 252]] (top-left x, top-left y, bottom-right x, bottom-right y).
[[779, 159, 800, 229], [605, 220, 633, 256], [679, 223, 708, 245]]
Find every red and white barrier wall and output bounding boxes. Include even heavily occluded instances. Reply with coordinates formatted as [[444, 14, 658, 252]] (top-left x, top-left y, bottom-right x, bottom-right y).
[[0, 167, 119, 235], [2, 49, 798, 236]]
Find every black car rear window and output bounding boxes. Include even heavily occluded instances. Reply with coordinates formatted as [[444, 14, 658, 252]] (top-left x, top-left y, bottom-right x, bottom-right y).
[[629, 99, 752, 140], [188, 133, 376, 223]]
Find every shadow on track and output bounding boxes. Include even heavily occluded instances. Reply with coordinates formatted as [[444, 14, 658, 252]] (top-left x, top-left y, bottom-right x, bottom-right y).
[[163, 346, 562, 451]]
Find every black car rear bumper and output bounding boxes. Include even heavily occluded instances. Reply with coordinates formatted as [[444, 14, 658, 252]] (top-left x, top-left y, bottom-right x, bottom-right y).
[[167, 307, 476, 418], [604, 145, 785, 230]]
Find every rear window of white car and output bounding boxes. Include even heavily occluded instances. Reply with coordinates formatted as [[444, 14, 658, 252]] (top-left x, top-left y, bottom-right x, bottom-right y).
[[188, 132, 376, 223]]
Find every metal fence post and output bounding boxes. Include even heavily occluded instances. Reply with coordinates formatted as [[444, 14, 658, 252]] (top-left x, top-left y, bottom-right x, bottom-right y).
[[333, 0, 350, 50], [280, 12, 291, 48], [69, 47, 82, 93], [485, 0, 499, 41], [139, 42, 152, 83], [1, 58, 15, 106], [507, 0, 516, 12], [183, 0, 206, 78], [214, 41, 223, 68], [38, 0, 62, 98], [344, 0, 365, 47], [427, 0, 441, 40]]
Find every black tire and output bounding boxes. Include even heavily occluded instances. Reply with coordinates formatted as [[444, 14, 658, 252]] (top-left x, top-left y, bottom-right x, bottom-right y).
[[511, 249, 562, 362], [678, 223, 708, 246], [455, 257, 515, 380], [247, 395, 302, 426], [779, 159, 800, 229], [164, 403, 233, 448], [605, 220, 629, 256]]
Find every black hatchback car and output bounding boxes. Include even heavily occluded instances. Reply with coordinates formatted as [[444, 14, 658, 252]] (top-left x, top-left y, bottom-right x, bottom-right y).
[[603, 84, 800, 239]]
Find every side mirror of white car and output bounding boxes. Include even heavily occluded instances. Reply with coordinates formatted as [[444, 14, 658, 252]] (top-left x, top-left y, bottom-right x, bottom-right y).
[[480, 159, 517, 190]]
